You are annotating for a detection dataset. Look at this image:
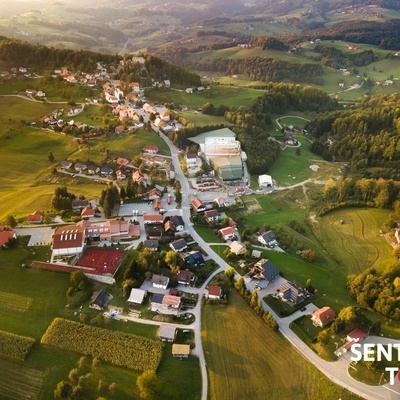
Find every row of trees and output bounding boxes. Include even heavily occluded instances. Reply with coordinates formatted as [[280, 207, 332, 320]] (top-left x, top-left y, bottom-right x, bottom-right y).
[[318, 177, 400, 214], [41, 318, 163, 371]]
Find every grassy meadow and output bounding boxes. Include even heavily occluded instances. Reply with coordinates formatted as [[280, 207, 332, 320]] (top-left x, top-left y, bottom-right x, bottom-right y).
[[317, 208, 393, 275], [202, 290, 360, 400]]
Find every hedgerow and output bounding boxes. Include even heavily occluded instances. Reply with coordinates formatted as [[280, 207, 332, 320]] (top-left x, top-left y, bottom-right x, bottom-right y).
[[41, 318, 163, 371], [0, 329, 35, 360]]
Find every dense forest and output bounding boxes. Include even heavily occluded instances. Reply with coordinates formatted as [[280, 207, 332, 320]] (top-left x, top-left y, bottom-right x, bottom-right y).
[[194, 57, 324, 84], [308, 94, 400, 178], [0, 38, 117, 71], [297, 19, 400, 50]]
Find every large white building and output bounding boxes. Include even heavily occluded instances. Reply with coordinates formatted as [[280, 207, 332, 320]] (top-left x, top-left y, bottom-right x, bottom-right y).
[[190, 128, 244, 181]]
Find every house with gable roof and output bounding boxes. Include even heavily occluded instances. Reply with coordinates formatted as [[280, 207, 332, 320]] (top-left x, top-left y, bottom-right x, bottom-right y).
[[251, 259, 280, 284], [311, 306, 336, 327], [26, 210, 44, 224]]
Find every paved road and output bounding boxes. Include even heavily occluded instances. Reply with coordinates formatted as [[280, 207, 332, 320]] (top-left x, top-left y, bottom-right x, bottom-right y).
[[153, 127, 400, 400]]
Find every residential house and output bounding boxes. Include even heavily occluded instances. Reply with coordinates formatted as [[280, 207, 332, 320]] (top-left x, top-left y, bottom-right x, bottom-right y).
[[81, 207, 95, 219], [144, 145, 159, 154], [251, 259, 280, 283], [229, 241, 246, 255], [0, 226, 16, 246], [344, 328, 367, 353], [219, 226, 236, 241], [100, 166, 113, 176], [214, 196, 226, 208], [278, 281, 306, 305], [52, 225, 86, 257], [26, 210, 44, 224], [145, 188, 161, 200], [72, 200, 90, 212], [158, 325, 177, 342], [89, 289, 113, 310], [204, 209, 219, 223], [143, 240, 159, 251], [170, 216, 185, 231], [132, 170, 149, 186], [116, 157, 130, 166], [150, 294, 180, 314], [60, 160, 73, 170], [165, 163, 175, 180], [228, 218, 237, 229], [258, 230, 278, 247], [127, 288, 147, 305], [183, 250, 205, 267], [151, 274, 169, 289], [146, 227, 162, 240], [164, 220, 175, 234], [143, 215, 164, 224], [169, 238, 187, 252], [207, 286, 222, 300], [176, 269, 194, 285], [186, 154, 197, 164], [74, 162, 87, 173], [172, 344, 190, 358], [191, 198, 206, 213], [87, 165, 99, 175], [116, 169, 127, 180], [311, 306, 336, 327]]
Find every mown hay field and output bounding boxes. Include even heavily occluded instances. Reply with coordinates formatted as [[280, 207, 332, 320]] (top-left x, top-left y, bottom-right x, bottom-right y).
[[318, 208, 393, 275], [202, 290, 360, 400]]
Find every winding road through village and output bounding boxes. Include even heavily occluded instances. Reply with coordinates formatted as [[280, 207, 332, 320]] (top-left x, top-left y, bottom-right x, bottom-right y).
[[152, 127, 399, 400]]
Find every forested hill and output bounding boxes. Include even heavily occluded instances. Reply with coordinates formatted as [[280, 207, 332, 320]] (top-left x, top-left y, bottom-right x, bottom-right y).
[[308, 93, 400, 179], [295, 19, 400, 50], [0, 38, 201, 87]]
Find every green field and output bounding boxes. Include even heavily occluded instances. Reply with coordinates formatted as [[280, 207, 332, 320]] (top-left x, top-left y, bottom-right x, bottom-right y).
[[267, 136, 323, 187], [318, 208, 393, 275], [147, 85, 264, 110], [202, 290, 360, 400]]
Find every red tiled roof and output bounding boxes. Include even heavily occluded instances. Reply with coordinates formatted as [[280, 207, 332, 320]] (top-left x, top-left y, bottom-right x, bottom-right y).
[[162, 295, 181, 307], [0, 230, 15, 246], [26, 210, 43, 222], [219, 227, 235, 236], [52, 225, 85, 250], [208, 286, 222, 297]]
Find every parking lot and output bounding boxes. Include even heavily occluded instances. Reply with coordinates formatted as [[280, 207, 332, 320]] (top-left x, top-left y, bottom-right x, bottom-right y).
[[16, 227, 54, 246]]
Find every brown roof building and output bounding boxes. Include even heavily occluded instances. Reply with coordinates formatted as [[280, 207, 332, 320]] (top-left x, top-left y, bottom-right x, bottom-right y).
[[311, 306, 336, 327], [52, 225, 86, 257]]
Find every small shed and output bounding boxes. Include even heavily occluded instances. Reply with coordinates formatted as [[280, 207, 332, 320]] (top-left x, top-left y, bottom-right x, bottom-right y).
[[172, 344, 190, 358], [89, 289, 113, 310]]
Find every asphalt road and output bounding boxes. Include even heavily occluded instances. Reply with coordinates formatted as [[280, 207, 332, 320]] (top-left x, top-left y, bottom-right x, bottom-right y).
[[154, 127, 399, 400]]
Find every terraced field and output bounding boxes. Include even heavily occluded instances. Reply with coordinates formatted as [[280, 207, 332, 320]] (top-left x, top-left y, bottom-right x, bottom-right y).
[[0, 359, 44, 400], [318, 208, 392, 274]]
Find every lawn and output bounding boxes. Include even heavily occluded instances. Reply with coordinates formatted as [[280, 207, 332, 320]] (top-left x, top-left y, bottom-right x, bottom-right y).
[[202, 289, 361, 400], [193, 224, 224, 243], [318, 208, 393, 275], [268, 136, 323, 187]]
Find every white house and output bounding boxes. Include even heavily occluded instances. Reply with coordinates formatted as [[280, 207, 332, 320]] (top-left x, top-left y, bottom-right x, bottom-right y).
[[151, 274, 169, 289], [258, 174, 273, 188]]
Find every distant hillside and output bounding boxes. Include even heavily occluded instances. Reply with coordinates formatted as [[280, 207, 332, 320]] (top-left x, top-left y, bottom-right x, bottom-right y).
[[0, 38, 201, 87]]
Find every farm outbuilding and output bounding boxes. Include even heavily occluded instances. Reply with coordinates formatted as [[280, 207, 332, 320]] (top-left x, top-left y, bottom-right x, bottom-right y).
[[172, 344, 190, 358]]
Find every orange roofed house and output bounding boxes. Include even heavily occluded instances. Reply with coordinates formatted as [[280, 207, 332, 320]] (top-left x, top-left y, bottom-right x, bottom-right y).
[[26, 210, 44, 224], [0, 226, 16, 247], [311, 306, 336, 327]]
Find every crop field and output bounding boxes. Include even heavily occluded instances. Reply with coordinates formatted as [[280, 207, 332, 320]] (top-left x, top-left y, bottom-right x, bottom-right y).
[[202, 290, 359, 400], [0, 358, 45, 400], [0, 291, 33, 313], [318, 208, 393, 275]]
